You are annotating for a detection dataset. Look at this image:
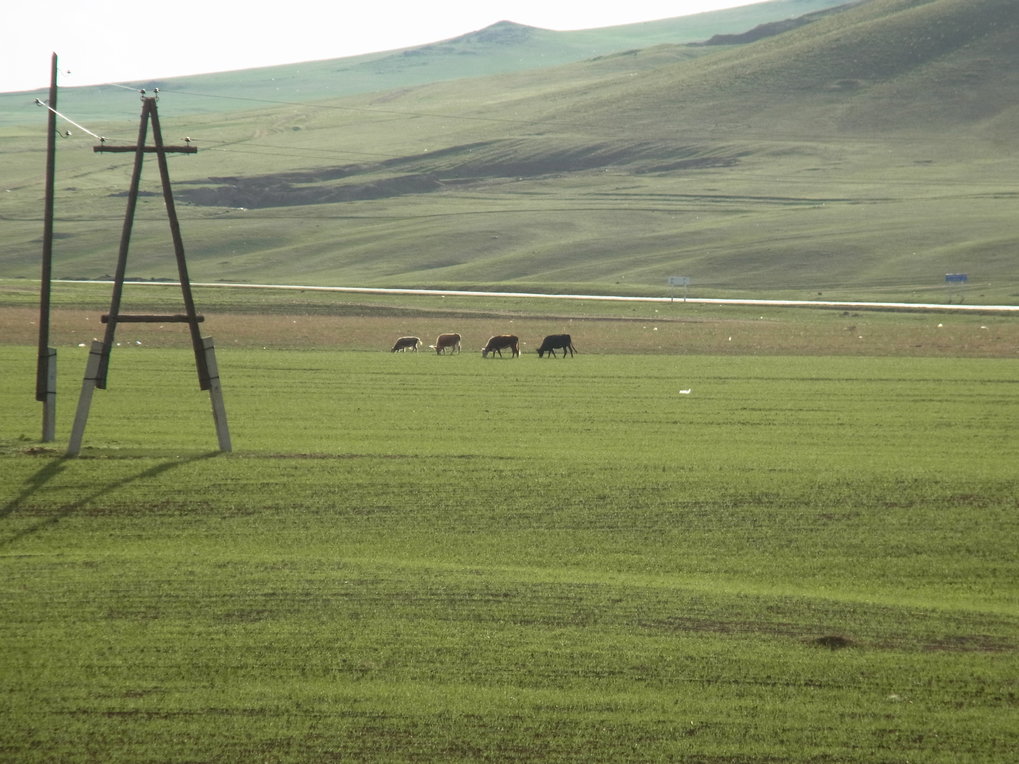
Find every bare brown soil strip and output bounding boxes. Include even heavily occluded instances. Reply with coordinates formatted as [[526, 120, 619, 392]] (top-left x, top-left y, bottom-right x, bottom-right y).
[[2, 306, 1016, 357]]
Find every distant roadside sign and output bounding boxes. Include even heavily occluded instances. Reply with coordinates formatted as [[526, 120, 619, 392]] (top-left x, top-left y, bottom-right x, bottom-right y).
[[945, 273, 968, 283], [668, 276, 691, 287]]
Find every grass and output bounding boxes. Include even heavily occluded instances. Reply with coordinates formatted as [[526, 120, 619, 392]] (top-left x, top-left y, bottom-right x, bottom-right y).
[[2, 285, 1017, 760]]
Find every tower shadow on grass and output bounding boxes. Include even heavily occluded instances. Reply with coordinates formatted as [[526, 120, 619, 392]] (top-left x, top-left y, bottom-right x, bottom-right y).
[[0, 451, 221, 548]]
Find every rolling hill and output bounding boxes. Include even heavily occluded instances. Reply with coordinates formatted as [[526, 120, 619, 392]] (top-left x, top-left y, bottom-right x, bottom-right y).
[[588, 0, 1019, 136], [0, 0, 849, 124], [2, 0, 1017, 304]]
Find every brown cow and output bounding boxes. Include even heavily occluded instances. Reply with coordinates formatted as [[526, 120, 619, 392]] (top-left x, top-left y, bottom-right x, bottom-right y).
[[536, 334, 576, 358], [481, 334, 519, 358], [391, 336, 421, 352], [430, 333, 461, 355]]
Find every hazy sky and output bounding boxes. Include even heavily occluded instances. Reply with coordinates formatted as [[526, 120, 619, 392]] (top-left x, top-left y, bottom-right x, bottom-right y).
[[3, 1, 760, 93]]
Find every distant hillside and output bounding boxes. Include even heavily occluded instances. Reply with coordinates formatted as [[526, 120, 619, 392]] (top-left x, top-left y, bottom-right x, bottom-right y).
[[582, 0, 1019, 136], [1, 0, 1016, 303], [702, 0, 865, 44], [0, 0, 849, 127], [171, 0, 1019, 210]]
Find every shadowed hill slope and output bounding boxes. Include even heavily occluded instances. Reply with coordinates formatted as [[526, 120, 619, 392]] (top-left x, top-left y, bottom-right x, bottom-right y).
[[571, 0, 1019, 137]]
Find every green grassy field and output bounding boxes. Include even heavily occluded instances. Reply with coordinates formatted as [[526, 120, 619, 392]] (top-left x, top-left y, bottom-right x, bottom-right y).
[[2, 287, 1017, 760]]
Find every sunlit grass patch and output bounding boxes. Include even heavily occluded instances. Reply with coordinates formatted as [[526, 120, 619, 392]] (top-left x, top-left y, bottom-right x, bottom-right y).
[[2, 343, 1017, 761]]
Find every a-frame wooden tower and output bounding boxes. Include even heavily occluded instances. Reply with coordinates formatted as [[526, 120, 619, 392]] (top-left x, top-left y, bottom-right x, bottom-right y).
[[68, 94, 230, 455]]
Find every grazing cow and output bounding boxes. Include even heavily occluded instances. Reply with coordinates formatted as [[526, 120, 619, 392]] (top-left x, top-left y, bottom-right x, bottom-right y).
[[391, 336, 421, 352], [430, 333, 461, 355], [536, 334, 576, 358], [481, 334, 519, 358]]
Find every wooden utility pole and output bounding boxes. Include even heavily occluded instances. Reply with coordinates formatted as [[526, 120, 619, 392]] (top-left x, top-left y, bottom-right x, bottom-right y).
[[37, 53, 59, 442], [67, 94, 230, 456]]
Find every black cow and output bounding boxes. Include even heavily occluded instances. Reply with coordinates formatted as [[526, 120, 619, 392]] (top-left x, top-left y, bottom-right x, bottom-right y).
[[536, 334, 576, 358], [481, 335, 519, 358], [391, 336, 421, 352]]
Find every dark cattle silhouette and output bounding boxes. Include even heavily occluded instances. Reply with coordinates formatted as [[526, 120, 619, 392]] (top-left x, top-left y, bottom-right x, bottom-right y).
[[391, 336, 421, 352], [536, 334, 576, 358], [482, 334, 520, 358], [430, 333, 461, 354]]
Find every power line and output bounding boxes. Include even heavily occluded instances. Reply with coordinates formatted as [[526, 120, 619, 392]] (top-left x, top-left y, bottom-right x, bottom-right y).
[[34, 98, 103, 139]]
